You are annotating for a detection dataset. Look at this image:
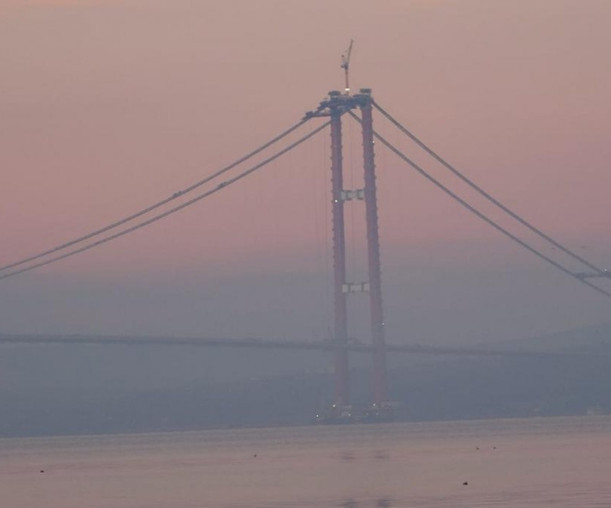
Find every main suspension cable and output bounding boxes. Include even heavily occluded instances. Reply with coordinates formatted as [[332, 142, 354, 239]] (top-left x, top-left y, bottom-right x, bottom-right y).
[[372, 100, 607, 276], [348, 111, 611, 299], [0, 117, 311, 273], [0, 121, 330, 281]]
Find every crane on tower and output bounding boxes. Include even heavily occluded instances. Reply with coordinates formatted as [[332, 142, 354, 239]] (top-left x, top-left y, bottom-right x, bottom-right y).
[[341, 40, 354, 95]]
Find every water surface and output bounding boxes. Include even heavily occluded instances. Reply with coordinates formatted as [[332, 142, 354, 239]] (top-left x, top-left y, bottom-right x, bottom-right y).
[[2, 416, 611, 507]]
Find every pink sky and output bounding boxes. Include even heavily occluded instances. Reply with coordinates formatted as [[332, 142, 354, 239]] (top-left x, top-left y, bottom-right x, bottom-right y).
[[1, 1, 609, 341]]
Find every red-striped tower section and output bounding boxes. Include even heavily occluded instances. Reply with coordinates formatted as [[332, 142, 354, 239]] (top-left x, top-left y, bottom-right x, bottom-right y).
[[330, 100, 350, 407], [306, 88, 388, 417], [359, 90, 388, 406]]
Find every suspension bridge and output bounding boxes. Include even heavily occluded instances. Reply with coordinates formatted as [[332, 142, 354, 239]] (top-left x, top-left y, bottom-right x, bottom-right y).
[[1, 85, 609, 422]]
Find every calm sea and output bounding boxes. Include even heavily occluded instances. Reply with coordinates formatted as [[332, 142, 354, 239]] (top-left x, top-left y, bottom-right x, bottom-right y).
[[2, 416, 611, 507]]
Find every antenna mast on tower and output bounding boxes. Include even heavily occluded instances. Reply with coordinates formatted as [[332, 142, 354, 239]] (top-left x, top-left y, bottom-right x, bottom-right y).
[[341, 40, 354, 94]]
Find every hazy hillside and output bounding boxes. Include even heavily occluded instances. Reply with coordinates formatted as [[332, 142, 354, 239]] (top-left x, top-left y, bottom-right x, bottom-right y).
[[490, 322, 611, 353], [1, 323, 610, 437]]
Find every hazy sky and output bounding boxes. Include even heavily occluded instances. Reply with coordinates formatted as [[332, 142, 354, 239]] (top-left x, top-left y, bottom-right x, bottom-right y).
[[1, 0, 609, 344]]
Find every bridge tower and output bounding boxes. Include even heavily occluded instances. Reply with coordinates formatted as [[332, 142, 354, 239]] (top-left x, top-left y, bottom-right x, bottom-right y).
[[309, 88, 388, 416]]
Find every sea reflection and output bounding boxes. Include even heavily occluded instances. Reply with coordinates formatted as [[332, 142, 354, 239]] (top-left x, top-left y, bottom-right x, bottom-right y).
[[3, 417, 611, 508], [339, 498, 393, 507]]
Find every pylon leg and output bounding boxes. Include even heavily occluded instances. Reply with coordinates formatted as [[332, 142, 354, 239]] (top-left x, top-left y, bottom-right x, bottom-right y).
[[360, 95, 388, 406], [330, 108, 349, 407]]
